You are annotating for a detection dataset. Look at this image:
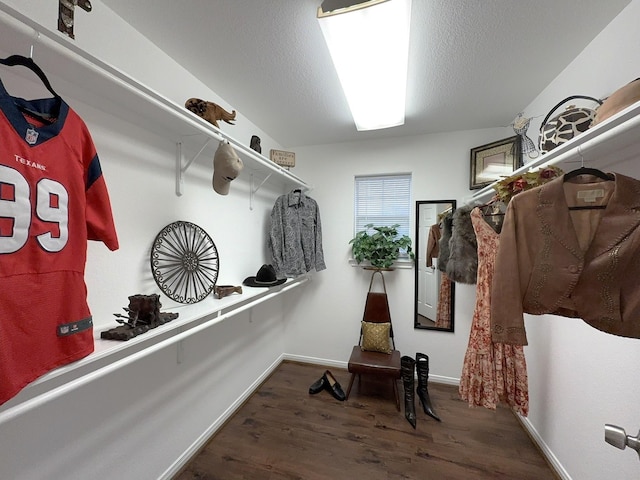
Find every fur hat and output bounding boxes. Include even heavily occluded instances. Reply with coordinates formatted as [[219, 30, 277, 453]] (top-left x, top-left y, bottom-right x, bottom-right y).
[[213, 141, 243, 195]]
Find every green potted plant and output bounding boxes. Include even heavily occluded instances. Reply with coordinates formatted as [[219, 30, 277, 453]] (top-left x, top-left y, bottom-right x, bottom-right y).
[[349, 223, 415, 269]]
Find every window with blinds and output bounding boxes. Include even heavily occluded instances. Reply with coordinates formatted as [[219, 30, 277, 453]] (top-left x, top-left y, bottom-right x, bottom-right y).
[[354, 173, 412, 242]]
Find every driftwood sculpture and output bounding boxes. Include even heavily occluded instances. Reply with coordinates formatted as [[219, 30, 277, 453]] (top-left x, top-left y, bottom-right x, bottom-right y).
[[185, 98, 236, 128], [214, 285, 243, 299], [101, 294, 178, 341]]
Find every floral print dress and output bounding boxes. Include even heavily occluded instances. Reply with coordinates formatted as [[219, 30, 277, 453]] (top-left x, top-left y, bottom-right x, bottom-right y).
[[459, 207, 529, 416], [435, 273, 452, 329]]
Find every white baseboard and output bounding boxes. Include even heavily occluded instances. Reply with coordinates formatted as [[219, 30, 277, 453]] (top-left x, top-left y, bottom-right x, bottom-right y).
[[428, 374, 460, 386], [515, 413, 572, 480], [158, 353, 286, 480], [282, 353, 348, 369]]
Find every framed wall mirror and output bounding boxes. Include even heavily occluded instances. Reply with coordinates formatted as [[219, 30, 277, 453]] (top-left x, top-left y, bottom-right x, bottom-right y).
[[414, 200, 456, 332]]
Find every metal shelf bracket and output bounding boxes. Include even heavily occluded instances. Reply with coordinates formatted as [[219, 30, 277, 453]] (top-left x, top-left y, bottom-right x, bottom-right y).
[[175, 138, 213, 196], [249, 172, 273, 210]]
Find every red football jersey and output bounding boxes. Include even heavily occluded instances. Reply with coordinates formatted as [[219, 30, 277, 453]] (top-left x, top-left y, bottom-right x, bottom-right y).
[[0, 81, 119, 405]]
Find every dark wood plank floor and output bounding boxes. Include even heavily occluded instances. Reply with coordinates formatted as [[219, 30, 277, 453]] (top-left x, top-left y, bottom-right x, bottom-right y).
[[175, 361, 557, 480]]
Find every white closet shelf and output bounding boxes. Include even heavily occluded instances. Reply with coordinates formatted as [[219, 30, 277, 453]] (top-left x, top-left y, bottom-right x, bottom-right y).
[[0, 3, 311, 196], [465, 99, 640, 205], [0, 276, 309, 424], [0, 5, 314, 423]]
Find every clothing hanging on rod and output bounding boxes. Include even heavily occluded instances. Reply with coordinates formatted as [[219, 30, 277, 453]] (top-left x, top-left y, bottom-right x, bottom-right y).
[[459, 207, 529, 415], [0, 54, 119, 405], [490, 172, 640, 345], [445, 205, 478, 285], [435, 273, 452, 329], [425, 223, 440, 268], [268, 189, 326, 278], [434, 212, 454, 328]]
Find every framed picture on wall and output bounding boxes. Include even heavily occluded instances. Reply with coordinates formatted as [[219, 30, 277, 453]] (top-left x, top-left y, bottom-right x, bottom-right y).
[[469, 136, 522, 190]]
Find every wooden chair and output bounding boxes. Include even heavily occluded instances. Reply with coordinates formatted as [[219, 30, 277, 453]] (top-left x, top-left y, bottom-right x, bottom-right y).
[[346, 270, 401, 410]]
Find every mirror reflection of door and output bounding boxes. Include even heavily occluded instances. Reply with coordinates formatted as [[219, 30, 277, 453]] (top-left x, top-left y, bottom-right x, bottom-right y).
[[417, 203, 439, 322], [414, 200, 456, 332]]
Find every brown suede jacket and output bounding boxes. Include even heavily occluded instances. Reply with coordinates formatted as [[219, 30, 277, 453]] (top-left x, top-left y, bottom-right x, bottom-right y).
[[491, 172, 640, 345]]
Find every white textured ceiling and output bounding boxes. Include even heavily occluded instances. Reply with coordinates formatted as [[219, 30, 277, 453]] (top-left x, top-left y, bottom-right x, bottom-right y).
[[101, 0, 630, 148]]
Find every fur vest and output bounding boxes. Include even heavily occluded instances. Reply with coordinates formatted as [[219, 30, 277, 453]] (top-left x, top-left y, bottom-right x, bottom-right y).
[[446, 205, 478, 284], [437, 212, 453, 272]]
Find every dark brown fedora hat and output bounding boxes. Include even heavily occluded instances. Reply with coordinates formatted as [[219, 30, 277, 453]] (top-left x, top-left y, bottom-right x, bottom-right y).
[[242, 264, 286, 287]]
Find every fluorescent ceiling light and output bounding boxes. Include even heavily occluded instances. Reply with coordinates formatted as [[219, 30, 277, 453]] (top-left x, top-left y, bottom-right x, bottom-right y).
[[317, 0, 412, 131]]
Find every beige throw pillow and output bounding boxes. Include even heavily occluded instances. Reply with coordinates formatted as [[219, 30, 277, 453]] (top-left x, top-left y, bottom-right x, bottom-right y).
[[361, 321, 392, 354]]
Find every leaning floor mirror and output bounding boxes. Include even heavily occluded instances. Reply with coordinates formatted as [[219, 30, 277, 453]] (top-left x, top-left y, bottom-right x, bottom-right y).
[[414, 200, 456, 332]]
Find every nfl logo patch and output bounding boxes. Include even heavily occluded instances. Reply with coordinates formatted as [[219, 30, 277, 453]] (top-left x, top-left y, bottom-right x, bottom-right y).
[[25, 128, 39, 145], [59, 325, 70, 335]]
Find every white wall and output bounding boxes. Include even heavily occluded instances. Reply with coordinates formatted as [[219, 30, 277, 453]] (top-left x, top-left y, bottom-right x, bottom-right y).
[[283, 126, 512, 381], [0, 2, 295, 479]]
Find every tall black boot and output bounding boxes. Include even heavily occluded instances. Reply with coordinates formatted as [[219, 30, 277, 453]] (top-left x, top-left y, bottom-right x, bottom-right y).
[[416, 353, 441, 422], [401, 355, 417, 429]]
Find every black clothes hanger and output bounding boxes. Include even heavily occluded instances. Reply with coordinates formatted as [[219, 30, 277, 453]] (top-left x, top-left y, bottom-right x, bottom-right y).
[[0, 55, 60, 124], [564, 166, 612, 211], [563, 146, 614, 210], [564, 145, 613, 183], [563, 166, 614, 183], [0, 55, 60, 99]]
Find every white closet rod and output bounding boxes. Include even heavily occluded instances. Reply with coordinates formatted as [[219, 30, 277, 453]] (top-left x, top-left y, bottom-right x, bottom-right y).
[[0, 279, 305, 425], [0, 3, 309, 190], [465, 105, 640, 205]]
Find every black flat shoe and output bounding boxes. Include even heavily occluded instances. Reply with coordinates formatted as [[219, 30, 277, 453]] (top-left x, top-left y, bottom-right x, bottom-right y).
[[323, 370, 346, 401], [308, 375, 326, 394]]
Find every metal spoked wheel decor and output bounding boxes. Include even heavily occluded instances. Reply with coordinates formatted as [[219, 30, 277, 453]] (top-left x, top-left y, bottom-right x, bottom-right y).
[[150, 221, 219, 303]]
